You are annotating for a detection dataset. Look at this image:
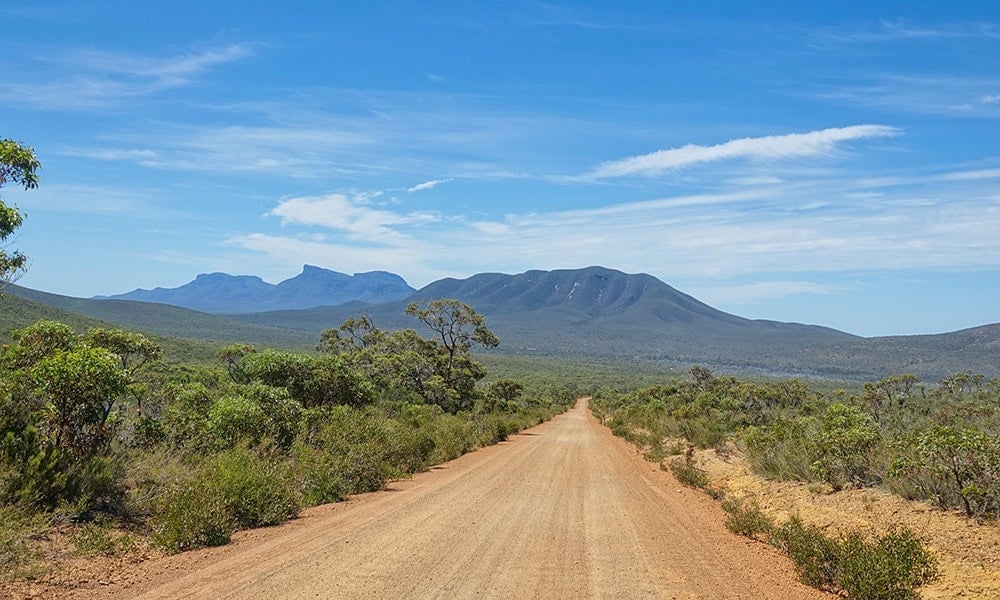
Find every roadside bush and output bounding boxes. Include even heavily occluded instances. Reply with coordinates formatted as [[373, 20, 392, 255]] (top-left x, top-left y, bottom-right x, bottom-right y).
[[308, 407, 401, 493], [721, 498, 774, 540], [773, 515, 839, 589], [150, 445, 299, 552], [70, 518, 135, 557], [1, 423, 70, 508], [772, 516, 937, 598], [291, 442, 348, 506], [429, 413, 475, 463], [669, 459, 709, 490], [206, 384, 302, 450], [151, 471, 232, 553], [210, 444, 300, 528], [836, 527, 938, 600]]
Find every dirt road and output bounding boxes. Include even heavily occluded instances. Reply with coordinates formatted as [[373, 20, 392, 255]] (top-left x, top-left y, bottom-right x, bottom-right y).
[[88, 400, 832, 599]]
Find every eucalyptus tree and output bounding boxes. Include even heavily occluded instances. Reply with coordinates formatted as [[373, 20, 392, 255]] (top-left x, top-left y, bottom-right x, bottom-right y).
[[0, 139, 40, 289]]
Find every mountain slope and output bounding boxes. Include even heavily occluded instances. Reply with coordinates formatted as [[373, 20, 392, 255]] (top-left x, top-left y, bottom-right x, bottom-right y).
[[0, 292, 227, 363], [100, 265, 415, 313], [6, 286, 317, 349], [228, 266, 998, 380], [15, 266, 999, 381]]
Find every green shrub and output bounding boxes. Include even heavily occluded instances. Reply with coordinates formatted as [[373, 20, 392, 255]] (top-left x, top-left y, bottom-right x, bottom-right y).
[[721, 498, 774, 539], [836, 527, 938, 600], [809, 403, 882, 490], [0, 425, 71, 508], [429, 414, 475, 463], [669, 459, 710, 489], [772, 516, 938, 598], [291, 442, 348, 506], [149, 445, 300, 553], [888, 426, 1000, 518], [744, 417, 815, 482], [151, 473, 232, 554], [210, 445, 300, 528], [206, 384, 301, 450], [773, 515, 839, 589]]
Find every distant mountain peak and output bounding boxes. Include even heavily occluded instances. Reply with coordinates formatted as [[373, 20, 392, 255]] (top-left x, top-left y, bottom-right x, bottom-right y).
[[99, 265, 416, 314]]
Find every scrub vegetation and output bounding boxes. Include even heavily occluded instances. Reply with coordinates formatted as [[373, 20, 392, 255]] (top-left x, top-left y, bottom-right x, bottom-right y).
[[592, 367, 1000, 597], [0, 301, 576, 579]]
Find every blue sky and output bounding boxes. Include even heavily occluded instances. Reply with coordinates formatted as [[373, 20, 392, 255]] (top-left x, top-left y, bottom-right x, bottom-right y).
[[2, 1, 998, 336]]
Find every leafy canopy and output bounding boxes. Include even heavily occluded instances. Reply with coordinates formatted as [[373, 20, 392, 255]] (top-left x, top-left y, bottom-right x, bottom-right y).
[[0, 139, 41, 289]]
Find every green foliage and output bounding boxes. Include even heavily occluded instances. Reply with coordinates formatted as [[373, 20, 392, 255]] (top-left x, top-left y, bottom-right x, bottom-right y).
[[241, 349, 372, 408], [669, 458, 710, 490], [149, 445, 300, 552], [772, 515, 840, 589], [836, 527, 938, 600], [744, 417, 816, 481], [84, 328, 162, 375], [206, 384, 302, 449], [766, 515, 938, 598], [889, 426, 1000, 518], [721, 498, 774, 539], [70, 519, 135, 557], [5, 319, 77, 369], [210, 445, 300, 528], [30, 347, 129, 455], [809, 403, 881, 490], [0, 138, 40, 289], [216, 343, 255, 383], [322, 300, 499, 413], [151, 470, 233, 553]]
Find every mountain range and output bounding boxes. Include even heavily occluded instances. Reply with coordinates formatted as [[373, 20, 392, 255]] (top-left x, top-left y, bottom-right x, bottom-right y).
[[6, 266, 999, 382], [97, 265, 415, 313]]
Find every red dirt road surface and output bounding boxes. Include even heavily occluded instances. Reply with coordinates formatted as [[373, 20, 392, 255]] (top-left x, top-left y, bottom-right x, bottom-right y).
[[83, 400, 834, 599]]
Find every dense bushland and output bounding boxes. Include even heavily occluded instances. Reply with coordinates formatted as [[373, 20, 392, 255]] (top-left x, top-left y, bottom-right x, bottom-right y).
[[592, 367, 999, 596], [0, 301, 576, 578], [592, 367, 1000, 519]]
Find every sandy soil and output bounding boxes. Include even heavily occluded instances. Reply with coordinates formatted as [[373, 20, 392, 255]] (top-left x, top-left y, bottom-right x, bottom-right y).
[[695, 447, 1000, 599], [9, 399, 833, 599]]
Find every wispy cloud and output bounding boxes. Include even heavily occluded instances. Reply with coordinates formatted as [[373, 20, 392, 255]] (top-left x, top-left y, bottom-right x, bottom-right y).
[[408, 178, 454, 193], [268, 193, 441, 242], [812, 74, 1000, 117], [587, 125, 900, 178], [0, 43, 254, 110], [5, 183, 185, 218], [811, 20, 1000, 45], [59, 90, 578, 179]]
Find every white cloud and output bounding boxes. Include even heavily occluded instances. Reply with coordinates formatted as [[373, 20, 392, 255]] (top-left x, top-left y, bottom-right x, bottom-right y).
[[587, 125, 900, 178], [408, 178, 454, 193], [268, 193, 440, 242], [0, 43, 254, 110]]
